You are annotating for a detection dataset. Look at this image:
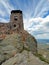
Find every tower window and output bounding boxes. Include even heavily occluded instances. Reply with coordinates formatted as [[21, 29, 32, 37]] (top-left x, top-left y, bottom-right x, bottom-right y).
[[14, 16, 18, 20], [14, 24, 16, 27]]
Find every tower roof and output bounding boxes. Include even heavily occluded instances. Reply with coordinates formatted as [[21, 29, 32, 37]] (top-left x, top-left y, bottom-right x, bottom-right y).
[[11, 10, 22, 14]]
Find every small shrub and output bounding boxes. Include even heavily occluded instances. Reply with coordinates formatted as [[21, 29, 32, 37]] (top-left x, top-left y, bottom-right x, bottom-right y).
[[35, 53, 49, 64]]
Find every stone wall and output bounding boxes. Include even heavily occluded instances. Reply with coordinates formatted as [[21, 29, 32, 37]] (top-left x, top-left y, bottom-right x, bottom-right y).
[[0, 10, 24, 39]]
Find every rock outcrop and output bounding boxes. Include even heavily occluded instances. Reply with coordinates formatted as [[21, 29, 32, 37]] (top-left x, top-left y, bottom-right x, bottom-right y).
[[1, 50, 49, 65], [0, 30, 49, 65], [0, 30, 37, 65]]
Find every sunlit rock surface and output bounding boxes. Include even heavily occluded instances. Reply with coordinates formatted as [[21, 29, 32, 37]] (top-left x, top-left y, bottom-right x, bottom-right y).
[[0, 30, 37, 65], [2, 50, 49, 65]]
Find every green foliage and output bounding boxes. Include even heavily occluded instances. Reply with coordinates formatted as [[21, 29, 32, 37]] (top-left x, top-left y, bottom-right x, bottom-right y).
[[35, 53, 49, 64]]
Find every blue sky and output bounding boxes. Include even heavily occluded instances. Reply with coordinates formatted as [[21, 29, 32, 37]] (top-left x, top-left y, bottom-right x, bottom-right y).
[[0, 0, 49, 39]]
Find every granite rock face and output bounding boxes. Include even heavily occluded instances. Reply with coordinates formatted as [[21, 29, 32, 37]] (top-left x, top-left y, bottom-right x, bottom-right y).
[[0, 33, 23, 64], [0, 31, 37, 64], [2, 50, 49, 65]]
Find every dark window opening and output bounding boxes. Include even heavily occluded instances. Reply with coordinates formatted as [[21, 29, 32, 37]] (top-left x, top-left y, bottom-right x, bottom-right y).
[[14, 24, 16, 27], [14, 18, 17, 20], [14, 16, 18, 20]]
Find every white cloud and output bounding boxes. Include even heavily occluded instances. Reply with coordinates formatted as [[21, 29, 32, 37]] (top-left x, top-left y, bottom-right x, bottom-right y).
[[29, 17, 43, 22], [35, 33, 49, 39], [28, 15, 49, 31], [23, 18, 32, 30], [33, 0, 45, 17], [0, 18, 8, 23], [0, 0, 15, 22], [0, 0, 14, 15], [33, 0, 49, 17], [24, 15, 49, 39], [0, 10, 6, 17]]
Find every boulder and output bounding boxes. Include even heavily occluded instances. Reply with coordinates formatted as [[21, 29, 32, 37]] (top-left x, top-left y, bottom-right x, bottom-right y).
[[2, 50, 49, 65]]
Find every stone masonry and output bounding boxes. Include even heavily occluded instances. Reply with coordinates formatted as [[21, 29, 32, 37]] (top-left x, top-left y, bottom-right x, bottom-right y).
[[0, 10, 24, 39]]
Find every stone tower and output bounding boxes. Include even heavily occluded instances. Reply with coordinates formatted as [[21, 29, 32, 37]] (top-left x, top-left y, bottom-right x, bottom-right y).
[[10, 10, 24, 32]]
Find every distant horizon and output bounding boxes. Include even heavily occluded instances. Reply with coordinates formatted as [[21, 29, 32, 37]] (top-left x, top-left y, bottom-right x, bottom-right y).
[[37, 39, 49, 44]]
